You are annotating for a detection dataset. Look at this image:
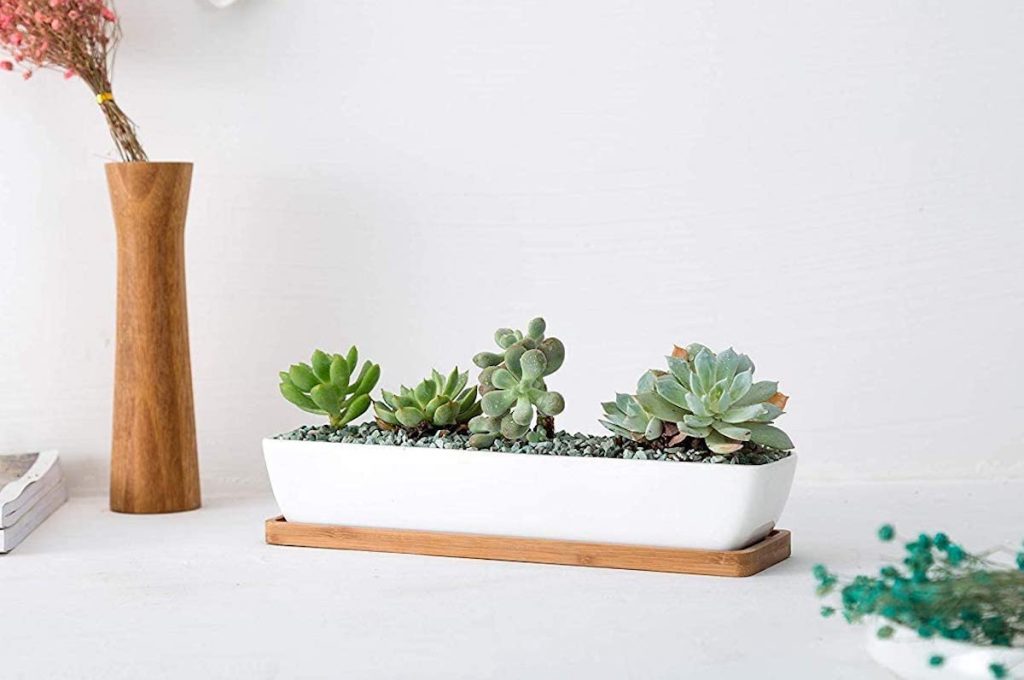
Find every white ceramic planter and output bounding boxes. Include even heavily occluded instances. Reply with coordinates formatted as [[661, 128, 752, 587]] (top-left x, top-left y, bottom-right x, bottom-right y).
[[866, 620, 1024, 679], [263, 439, 797, 551]]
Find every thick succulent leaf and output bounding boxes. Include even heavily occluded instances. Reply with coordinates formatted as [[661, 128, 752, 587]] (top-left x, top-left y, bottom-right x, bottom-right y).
[[636, 391, 689, 421], [685, 343, 711, 358], [747, 423, 795, 450], [459, 400, 483, 421], [453, 370, 469, 397], [350, 361, 371, 394], [396, 406, 426, 428], [708, 377, 730, 410], [279, 371, 293, 385], [601, 401, 620, 416], [734, 353, 754, 375], [381, 390, 402, 410], [727, 370, 753, 404], [442, 367, 459, 397], [345, 346, 359, 373], [288, 364, 319, 392], [666, 356, 693, 385], [706, 431, 744, 454], [280, 383, 325, 414], [354, 363, 380, 395], [424, 395, 445, 419], [520, 349, 547, 382], [683, 414, 714, 428], [715, 348, 739, 383], [722, 403, 767, 423], [456, 386, 479, 410], [711, 421, 752, 441], [478, 366, 497, 392], [526, 317, 546, 340], [644, 418, 664, 440], [687, 370, 703, 394], [615, 393, 633, 413], [473, 351, 503, 368], [310, 383, 343, 415], [433, 402, 455, 425], [339, 394, 371, 426], [599, 420, 635, 439], [500, 414, 530, 439], [505, 344, 526, 379], [694, 348, 715, 391], [469, 415, 500, 434], [636, 370, 658, 393], [538, 338, 565, 375], [431, 369, 446, 394], [311, 350, 332, 383], [747, 403, 783, 423], [482, 389, 517, 417], [468, 433, 497, 448], [329, 355, 350, 391], [414, 378, 437, 406], [677, 422, 712, 438], [373, 401, 398, 424], [684, 392, 710, 417], [491, 368, 518, 390], [495, 328, 518, 348], [512, 397, 534, 426], [732, 380, 779, 408], [533, 390, 565, 416], [655, 375, 690, 409]]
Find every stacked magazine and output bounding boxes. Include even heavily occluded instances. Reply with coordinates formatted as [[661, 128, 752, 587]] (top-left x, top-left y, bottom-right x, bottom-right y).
[[0, 450, 67, 553]]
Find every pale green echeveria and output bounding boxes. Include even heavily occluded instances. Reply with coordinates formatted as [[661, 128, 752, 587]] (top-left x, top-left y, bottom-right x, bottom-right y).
[[280, 347, 380, 429], [473, 317, 560, 394], [373, 367, 482, 431], [468, 322, 565, 448], [600, 344, 794, 454]]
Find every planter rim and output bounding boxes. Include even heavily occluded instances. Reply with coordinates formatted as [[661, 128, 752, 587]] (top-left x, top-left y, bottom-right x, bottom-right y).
[[262, 436, 797, 470]]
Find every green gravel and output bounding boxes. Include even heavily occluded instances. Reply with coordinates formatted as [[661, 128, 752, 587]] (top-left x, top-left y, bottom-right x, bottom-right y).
[[275, 423, 792, 465]]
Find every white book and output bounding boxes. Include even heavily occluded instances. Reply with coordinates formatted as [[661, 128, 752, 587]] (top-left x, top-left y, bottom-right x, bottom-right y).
[[0, 451, 68, 553]]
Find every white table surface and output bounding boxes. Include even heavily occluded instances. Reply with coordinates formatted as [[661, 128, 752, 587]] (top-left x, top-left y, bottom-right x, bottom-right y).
[[3, 479, 1020, 679]]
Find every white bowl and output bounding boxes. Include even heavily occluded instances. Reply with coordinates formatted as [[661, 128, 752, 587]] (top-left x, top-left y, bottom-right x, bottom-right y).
[[866, 620, 1024, 679], [263, 439, 797, 551]]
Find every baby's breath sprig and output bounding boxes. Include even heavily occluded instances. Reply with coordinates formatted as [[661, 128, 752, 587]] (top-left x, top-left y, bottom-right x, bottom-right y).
[[813, 525, 1024, 678]]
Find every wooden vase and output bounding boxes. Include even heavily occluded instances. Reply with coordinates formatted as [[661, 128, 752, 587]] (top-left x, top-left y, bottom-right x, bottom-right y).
[[106, 162, 201, 514]]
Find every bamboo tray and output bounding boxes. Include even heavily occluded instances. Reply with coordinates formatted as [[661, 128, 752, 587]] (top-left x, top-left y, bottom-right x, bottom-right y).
[[265, 517, 791, 577]]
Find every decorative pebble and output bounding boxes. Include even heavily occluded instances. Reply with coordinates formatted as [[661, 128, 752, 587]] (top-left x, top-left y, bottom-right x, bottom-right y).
[[276, 424, 793, 466]]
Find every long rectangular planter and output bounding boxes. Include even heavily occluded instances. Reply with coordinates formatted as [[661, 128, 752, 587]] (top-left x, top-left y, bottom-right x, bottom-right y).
[[263, 439, 797, 551]]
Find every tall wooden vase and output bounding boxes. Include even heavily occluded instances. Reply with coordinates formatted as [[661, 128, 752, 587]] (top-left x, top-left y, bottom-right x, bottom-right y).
[[106, 162, 201, 514]]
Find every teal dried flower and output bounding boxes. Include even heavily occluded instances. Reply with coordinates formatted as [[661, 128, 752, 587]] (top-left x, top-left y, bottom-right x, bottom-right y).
[[601, 343, 793, 454], [878, 524, 896, 542], [990, 664, 1007, 679], [279, 347, 380, 428], [373, 367, 481, 431], [928, 655, 944, 667], [816, 527, 1024, 667]]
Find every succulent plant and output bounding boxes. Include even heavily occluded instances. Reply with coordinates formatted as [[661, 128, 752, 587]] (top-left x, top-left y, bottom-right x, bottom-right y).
[[279, 347, 380, 428], [373, 368, 482, 431], [600, 343, 793, 454], [468, 317, 565, 448]]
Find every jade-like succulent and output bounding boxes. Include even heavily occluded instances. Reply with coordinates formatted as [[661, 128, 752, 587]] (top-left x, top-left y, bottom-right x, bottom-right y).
[[601, 344, 793, 454], [373, 368, 482, 431], [279, 347, 380, 428], [468, 317, 565, 447]]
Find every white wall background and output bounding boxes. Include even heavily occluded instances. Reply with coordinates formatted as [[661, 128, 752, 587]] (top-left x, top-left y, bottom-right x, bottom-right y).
[[1, 1, 1022, 493]]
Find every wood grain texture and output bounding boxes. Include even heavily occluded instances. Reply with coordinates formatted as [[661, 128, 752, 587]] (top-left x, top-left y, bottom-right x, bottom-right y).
[[265, 517, 791, 577], [107, 162, 200, 514]]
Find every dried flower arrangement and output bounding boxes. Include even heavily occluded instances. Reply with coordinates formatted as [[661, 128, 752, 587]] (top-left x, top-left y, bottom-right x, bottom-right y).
[[277, 317, 795, 465], [0, 0, 146, 160], [815, 526, 1024, 678]]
